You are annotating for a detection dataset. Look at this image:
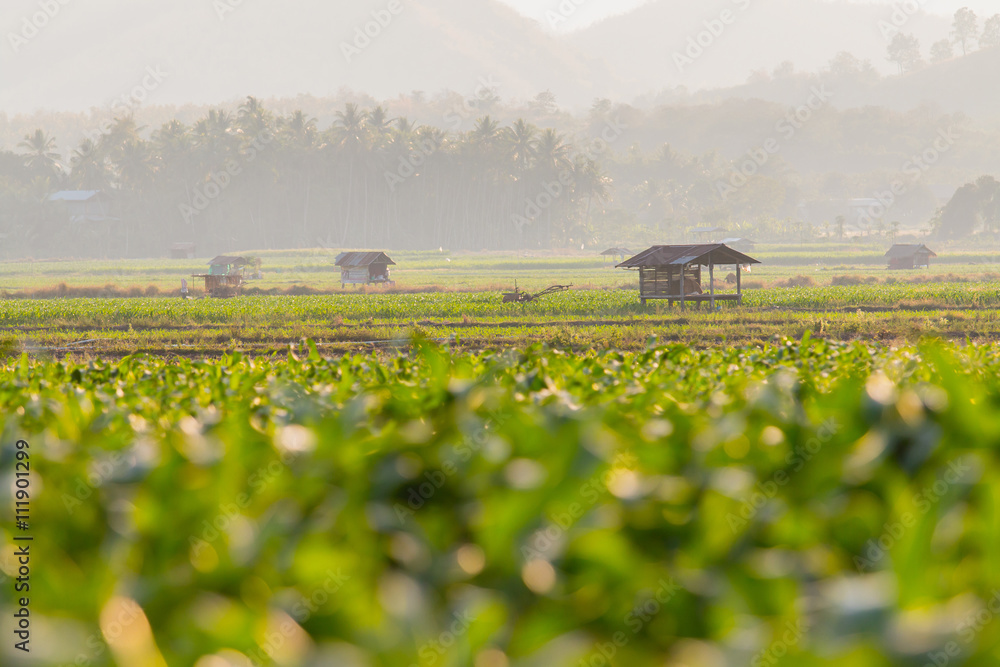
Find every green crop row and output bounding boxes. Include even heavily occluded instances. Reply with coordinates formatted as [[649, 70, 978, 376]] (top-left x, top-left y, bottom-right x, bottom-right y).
[[3, 280, 1000, 329]]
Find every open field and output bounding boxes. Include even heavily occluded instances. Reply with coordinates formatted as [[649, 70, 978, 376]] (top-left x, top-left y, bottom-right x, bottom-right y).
[[3, 339, 1000, 666], [0, 244, 1000, 358], [6, 244, 1000, 296]]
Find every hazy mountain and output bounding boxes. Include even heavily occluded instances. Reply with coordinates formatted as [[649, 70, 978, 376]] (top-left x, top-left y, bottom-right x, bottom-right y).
[[568, 0, 950, 92], [0, 0, 617, 114], [677, 45, 1000, 119]]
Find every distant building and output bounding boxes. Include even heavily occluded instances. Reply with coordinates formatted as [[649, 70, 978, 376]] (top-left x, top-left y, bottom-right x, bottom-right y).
[[193, 255, 250, 296], [169, 243, 197, 259], [600, 247, 633, 264], [48, 191, 114, 224], [718, 237, 756, 252], [617, 243, 761, 307], [690, 226, 724, 242], [335, 252, 396, 287], [886, 244, 936, 270]]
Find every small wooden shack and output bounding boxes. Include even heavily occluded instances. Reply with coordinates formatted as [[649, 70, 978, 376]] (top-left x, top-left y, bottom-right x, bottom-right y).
[[719, 237, 756, 253], [600, 247, 633, 265], [170, 242, 197, 259], [193, 255, 249, 297], [617, 244, 761, 307], [335, 252, 396, 287], [886, 244, 936, 270]]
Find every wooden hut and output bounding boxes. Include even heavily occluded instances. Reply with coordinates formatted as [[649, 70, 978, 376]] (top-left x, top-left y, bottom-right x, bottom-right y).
[[600, 247, 632, 265], [719, 237, 756, 253], [690, 226, 723, 243], [192, 255, 249, 297], [617, 244, 761, 307], [169, 242, 196, 259], [885, 244, 936, 270], [335, 252, 396, 288]]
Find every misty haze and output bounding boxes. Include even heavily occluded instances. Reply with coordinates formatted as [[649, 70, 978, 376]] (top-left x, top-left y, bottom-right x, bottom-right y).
[[3, 2, 1000, 667]]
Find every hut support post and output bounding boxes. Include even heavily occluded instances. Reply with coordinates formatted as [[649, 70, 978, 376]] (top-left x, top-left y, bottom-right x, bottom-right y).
[[680, 263, 686, 310], [709, 257, 715, 309], [736, 264, 742, 306]]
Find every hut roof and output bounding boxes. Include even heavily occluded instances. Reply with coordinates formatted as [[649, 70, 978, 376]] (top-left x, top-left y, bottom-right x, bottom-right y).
[[885, 244, 937, 259], [617, 244, 760, 269], [600, 247, 633, 256], [690, 226, 724, 234], [335, 251, 396, 267], [49, 190, 102, 202], [719, 237, 755, 245], [208, 255, 248, 266]]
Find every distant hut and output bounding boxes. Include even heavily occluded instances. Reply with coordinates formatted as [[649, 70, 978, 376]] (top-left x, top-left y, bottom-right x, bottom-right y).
[[169, 242, 197, 259], [690, 226, 724, 243], [600, 247, 632, 265], [886, 244, 936, 270], [335, 251, 396, 288], [193, 255, 249, 297], [719, 237, 756, 253], [617, 244, 761, 307]]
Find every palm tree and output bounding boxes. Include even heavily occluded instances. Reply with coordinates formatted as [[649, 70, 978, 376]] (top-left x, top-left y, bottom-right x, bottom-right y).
[[506, 119, 538, 174], [329, 103, 372, 244], [18, 129, 62, 176], [237, 96, 273, 139], [534, 129, 571, 174], [69, 139, 110, 190]]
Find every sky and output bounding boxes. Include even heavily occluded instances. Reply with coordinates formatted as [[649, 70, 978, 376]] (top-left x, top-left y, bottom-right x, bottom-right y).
[[497, 0, 1000, 32]]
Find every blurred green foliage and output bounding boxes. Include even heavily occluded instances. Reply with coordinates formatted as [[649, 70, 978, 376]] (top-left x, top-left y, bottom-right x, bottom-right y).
[[1, 338, 1000, 666]]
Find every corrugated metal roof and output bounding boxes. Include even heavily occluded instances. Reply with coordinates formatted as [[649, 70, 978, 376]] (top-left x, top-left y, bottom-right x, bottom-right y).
[[208, 255, 248, 266], [49, 190, 101, 202], [885, 244, 937, 259], [600, 247, 632, 255], [617, 244, 761, 268], [335, 252, 396, 267]]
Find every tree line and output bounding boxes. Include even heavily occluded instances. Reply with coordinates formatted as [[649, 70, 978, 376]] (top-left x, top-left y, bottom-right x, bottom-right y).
[[3, 90, 999, 259], [2, 98, 624, 257], [888, 7, 1000, 74]]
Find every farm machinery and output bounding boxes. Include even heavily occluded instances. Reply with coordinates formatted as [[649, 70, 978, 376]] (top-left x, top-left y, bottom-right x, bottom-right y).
[[502, 283, 572, 304]]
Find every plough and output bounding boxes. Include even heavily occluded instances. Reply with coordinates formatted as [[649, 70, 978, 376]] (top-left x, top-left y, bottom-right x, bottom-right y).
[[502, 283, 572, 304]]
